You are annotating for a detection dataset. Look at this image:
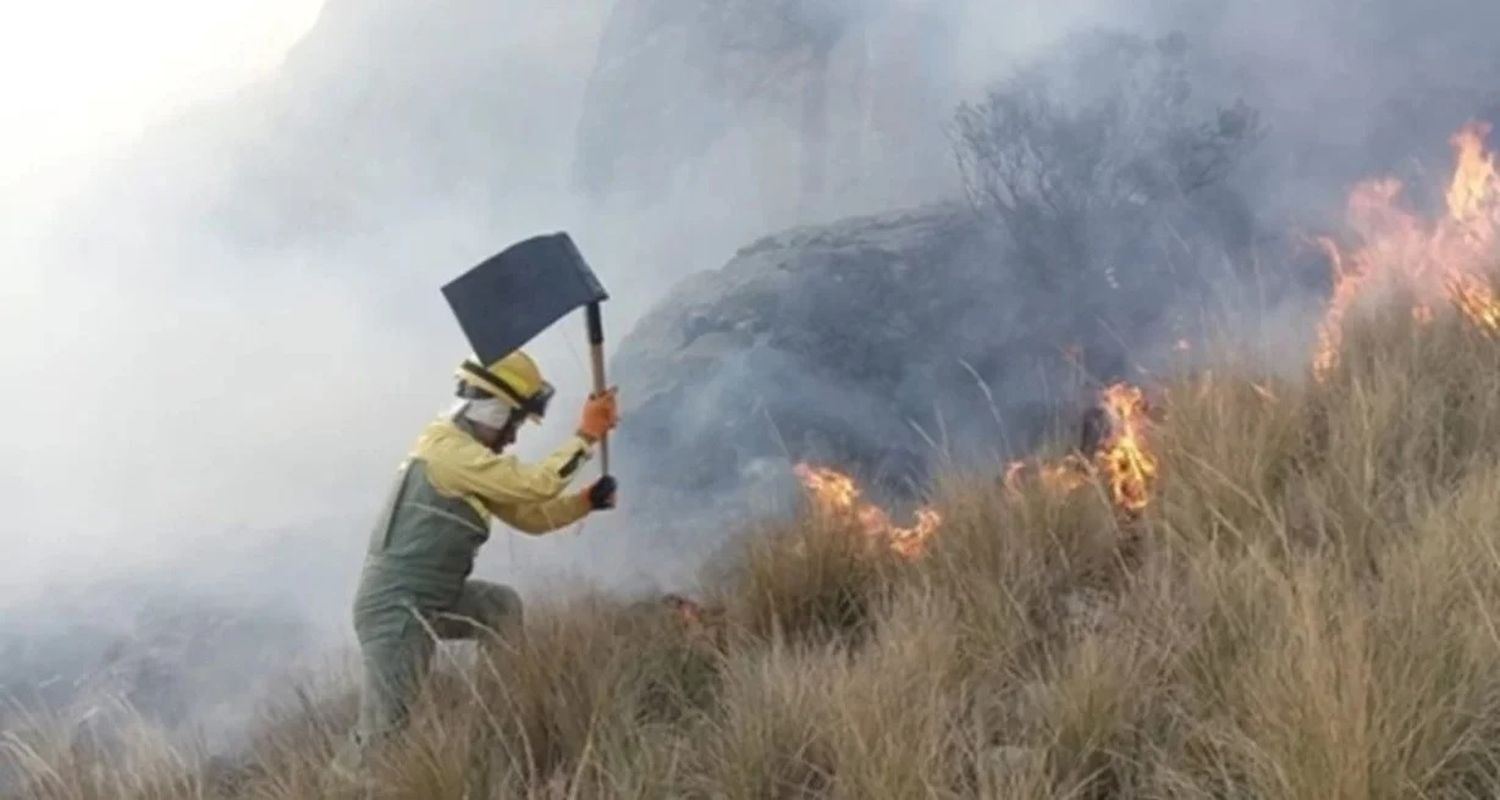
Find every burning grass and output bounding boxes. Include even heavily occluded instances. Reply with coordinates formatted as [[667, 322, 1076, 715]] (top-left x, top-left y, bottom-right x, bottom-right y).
[[12, 128, 1500, 798], [1314, 122, 1500, 379]]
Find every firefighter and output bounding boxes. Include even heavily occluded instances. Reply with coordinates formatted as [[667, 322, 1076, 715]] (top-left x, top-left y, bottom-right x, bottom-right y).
[[343, 350, 618, 764]]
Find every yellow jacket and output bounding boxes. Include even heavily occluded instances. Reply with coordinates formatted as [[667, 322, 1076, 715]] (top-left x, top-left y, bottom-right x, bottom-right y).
[[412, 416, 594, 534]]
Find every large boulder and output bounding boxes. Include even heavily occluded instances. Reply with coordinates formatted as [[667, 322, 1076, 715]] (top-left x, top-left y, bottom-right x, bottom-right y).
[[612, 203, 1112, 517]]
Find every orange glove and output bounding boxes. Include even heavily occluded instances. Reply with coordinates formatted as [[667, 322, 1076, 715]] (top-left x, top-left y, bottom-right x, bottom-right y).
[[577, 388, 618, 442]]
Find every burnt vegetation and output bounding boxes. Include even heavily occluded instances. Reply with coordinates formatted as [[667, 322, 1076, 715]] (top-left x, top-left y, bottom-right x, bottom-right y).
[[953, 31, 1264, 294]]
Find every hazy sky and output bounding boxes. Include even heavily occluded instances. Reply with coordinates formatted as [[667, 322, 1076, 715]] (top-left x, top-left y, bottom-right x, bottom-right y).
[[0, 2, 343, 598], [1, 1, 324, 195]]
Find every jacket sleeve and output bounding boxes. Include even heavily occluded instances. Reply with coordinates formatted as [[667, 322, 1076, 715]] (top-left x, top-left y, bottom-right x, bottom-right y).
[[489, 493, 593, 535], [424, 428, 594, 506]]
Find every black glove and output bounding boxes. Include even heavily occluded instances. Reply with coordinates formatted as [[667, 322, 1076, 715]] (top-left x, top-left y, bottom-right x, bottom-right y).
[[586, 475, 618, 510]]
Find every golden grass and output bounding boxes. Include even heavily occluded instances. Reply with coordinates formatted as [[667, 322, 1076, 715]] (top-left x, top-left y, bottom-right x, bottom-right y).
[[11, 291, 1500, 798]]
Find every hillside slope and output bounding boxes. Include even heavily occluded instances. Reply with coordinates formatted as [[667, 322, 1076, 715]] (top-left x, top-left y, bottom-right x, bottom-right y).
[[11, 214, 1500, 800], [12, 123, 1500, 799]]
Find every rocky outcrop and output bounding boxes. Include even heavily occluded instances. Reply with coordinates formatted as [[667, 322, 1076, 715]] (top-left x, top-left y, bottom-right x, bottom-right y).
[[612, 203, 1112, 516]]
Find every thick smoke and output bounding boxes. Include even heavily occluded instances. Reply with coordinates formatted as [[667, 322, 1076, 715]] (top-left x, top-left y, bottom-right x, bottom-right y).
[[4, 0, 1500, 747], [563, 0, 1500, 594]]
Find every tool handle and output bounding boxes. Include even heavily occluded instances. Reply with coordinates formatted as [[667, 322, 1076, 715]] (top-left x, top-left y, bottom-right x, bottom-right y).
[[586, 302, 610, 473]]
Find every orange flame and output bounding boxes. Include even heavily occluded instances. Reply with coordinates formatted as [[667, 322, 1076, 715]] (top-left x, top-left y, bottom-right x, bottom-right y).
[[793, 464, 943, 559], [1097, 382, 1158, 515], [1003, 382, 1158, 517], [1447, 123, 1499, 225], [1315, 122, 1500, 377], [1447, 270, 1500, 334]]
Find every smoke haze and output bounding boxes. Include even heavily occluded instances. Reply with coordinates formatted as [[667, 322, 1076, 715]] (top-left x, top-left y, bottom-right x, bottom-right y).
[[4, 0, 1500, 741]]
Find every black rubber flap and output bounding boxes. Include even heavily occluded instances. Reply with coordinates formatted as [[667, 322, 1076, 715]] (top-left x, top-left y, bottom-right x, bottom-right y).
[[441, 232, 608, 364]]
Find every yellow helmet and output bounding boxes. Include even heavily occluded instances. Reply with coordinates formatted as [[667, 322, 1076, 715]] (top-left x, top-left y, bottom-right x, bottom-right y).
[[455, 350, 555, 422]]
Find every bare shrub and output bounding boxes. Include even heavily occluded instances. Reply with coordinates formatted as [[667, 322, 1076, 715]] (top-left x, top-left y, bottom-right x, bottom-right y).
[[952, 31, 1263, 294]]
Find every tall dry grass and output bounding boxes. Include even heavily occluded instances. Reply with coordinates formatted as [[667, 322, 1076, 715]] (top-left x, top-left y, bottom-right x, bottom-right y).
[[10, 292, 1500, 798]]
